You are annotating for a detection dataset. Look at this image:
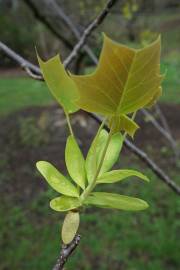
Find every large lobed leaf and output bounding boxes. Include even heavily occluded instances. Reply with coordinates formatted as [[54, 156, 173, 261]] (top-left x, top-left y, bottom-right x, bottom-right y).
[[37, 54, 79, 114], [36, 161, 79, 197], [85, 129, 123, 183], [65, 135, 86, 189], [85, 192, 149, 211], [71, 34, 163, 116]]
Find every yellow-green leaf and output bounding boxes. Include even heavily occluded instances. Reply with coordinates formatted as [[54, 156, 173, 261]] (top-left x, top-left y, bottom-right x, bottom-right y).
[[84, 192, 149, 211], [85, 129, 123, 183], [99, 132, 123, 175], [62, 211, 80, 244], [109, 114, 139, 137], [97, 169, 149, 184], [37, 53, 79, 113], [36, 161, 79, 197], [50, 196, 81, 211], [65, 135, 86, 189], [85, 129, 107, 183], [71, 34, 163, 116]]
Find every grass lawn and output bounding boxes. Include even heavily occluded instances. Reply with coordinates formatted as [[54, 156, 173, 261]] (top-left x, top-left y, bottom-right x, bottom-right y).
[[0, 78, 53, 116], [1, 169, 179, 270]]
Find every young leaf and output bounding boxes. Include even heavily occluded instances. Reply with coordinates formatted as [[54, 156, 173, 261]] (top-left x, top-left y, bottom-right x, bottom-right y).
[[62, 211, 80, 244], [65, 135, 86, 189], [50, 196, 81, 211], [71, 34, 163, 116], [99, 132, 123, 175], [84, 192, 149, 211], [36, 161, 79, 197], [97, 169, 149, 184], [37, 53, 79, 114], [109, 114, 139, 137], [85, 129, 123, 182], [85, 129, 107, 183]]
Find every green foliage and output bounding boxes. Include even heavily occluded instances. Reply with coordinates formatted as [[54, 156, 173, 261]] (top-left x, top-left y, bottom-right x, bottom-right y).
[[97, 169, 149, 184], [62, 211, 80, 244], [36, 34, 163, 244], [71, 34, 163, 118], [36, 161, 79, 197], [65, 135, 86, 189], [37, 54, 79, 114], [50, 196, 81, 212], [85, 129, 123, 183], [84, 192, 148, 211]]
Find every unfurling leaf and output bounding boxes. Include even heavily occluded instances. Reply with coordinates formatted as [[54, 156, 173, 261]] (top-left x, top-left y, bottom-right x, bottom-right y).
[[84, 192, 148, 211], [36, 161, 79, 197], [71, 34, 163, 116], [65, 135, 86, 189], [97, 169, 149, 184], [86, 129, 123, 183], [37, 54, 79, 113], [50, 196, 81, 211], [109, 114, 139, 137], [62, 211, 80, 244]]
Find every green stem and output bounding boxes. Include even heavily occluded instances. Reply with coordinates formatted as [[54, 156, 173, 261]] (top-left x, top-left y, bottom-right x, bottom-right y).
[[81, 121, 113, 201], [64, 110, 74, 137]]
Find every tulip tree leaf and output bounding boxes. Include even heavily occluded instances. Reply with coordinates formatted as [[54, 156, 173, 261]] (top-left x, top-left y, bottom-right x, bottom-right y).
[[145, 86, 162, 108], [86, 129, 123, 183], [65, 135, 86, 189], [36, 161, 79, 197], [50, 196, 81, 211], [62, 211, 80, 244], [37, 53, 79, 114], [84, 192, 149, 211], [109, 114, 139, 137], [71, 34, 163, 116], [97, 169, 149, 184]]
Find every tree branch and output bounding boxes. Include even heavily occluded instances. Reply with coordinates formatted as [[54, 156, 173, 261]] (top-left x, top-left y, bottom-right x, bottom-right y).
[[23, 0, 98, 64], [64, 0, 119, 68], [53, 235, 81, 270], [23, 0, 74, 50], [141, 108, 179, 159]]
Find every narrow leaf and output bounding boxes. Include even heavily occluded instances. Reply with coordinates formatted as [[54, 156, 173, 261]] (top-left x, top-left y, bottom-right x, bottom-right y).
[[97, 169, 149, 184], [84, 192, 149, 211], [62, 211, 80, 244], [71, 34, 163, 116], [37, 53, 79, 113], [85, 129, 108, 183], [50, 196, 81, 211], [65, 135, 86, 189], [86, 129, 123, 182], [99, 132, 123, 175], [36, 161, 79, 197]]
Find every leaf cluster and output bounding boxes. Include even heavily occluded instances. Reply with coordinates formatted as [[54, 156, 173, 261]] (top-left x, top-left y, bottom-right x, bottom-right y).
[[36, 33, 163, 243]]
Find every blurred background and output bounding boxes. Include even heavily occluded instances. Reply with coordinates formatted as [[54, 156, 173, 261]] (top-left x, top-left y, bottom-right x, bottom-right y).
[[0, 0, 180, 269]]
